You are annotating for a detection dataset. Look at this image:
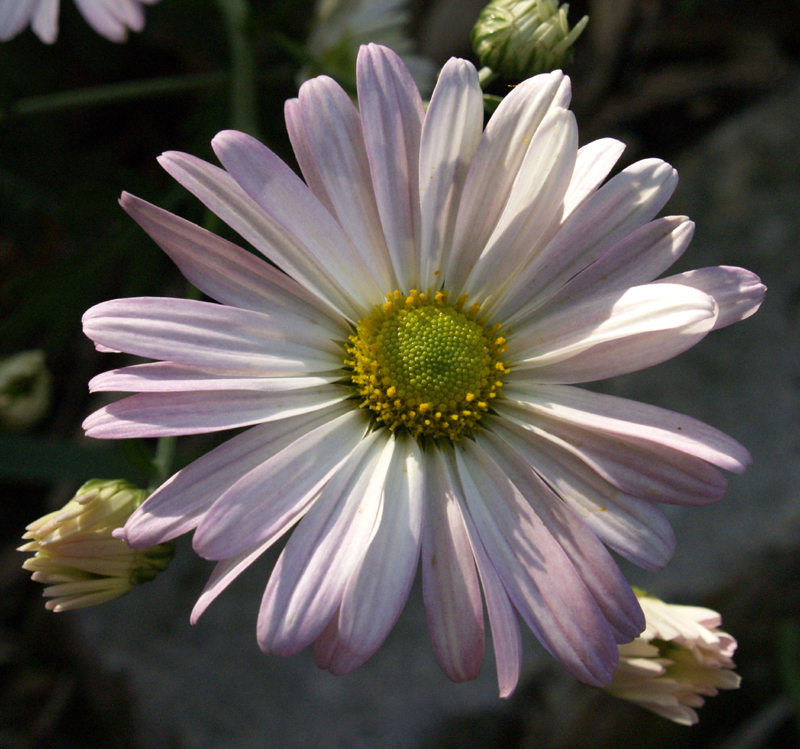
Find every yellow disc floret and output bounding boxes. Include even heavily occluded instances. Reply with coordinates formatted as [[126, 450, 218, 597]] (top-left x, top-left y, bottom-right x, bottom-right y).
[[346, 289, 509, 440]]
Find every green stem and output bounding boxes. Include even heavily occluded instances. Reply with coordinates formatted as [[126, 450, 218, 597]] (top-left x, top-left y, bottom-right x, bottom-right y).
[[1, 71, 228, 122], [151, 436, 177, 489], [215, 0, 260, 137]]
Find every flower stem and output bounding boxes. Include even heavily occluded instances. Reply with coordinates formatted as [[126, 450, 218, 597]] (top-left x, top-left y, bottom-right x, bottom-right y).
[[214, 0, 260, 137]]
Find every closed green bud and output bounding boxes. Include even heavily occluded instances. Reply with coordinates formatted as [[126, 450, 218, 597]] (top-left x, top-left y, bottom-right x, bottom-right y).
[[19, 479, 175, 612], [471, 0, 588, 80]]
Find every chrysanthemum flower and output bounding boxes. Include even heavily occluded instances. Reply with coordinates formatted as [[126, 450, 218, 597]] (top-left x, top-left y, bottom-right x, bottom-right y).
[[0, 0, 159, 44], [82, 44, 764, 697], [606, 593, 741, 725]]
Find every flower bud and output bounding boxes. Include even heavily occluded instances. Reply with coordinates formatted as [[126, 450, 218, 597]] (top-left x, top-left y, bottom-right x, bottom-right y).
[[606, 591, 741, 725], [0, 350, 52, 431], [471, 0, 588, 79], [19, 479, 175, 612]]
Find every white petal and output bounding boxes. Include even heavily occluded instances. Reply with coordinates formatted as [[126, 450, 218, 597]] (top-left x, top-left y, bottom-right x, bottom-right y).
[[192, 408, 370, 560], [257, 430, 393, 655], [158, 150, 361, 320], [120, 192, 346, 332], [464, 107, 579, 305], [658, 266, 765, 330], [560, 138, 626, 220], [357, 43, 424, 291], [287, 77, 397, 292], [509, 284, 716, 381], [497, 159, 680, 325], [211, 130, 382, 309], [454, 440, 619, 686], [90, 362, 341, 393], [500, 383, 750, 473], [445, 71, 571, 290], [488, 414, 675, 571], [82, 386, 347, 438], [418, 57, 483, 287], [120, 404, 351, 549], [0, 0, 39, 41], [30, 0, 58, 42], [323, 433, 424, 674], [83, 297, 342, 375], [421, 447, 484, 683]]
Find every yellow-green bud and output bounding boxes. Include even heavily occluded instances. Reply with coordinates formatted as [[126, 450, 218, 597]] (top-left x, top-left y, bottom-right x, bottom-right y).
[[0, 350, 52, 431], [471, 0, 588, 79], [19, 479, 175, 612]]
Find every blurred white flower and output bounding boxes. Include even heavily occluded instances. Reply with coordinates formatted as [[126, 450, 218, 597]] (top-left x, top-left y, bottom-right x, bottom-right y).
[[302, 0, 436, 94], [0, 0, 160, 44], [0, 349, 51, 431], [607, 593, 741, 725]]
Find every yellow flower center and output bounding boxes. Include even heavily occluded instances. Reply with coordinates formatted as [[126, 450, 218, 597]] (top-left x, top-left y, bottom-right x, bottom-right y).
[[346, 289, 509, 440]]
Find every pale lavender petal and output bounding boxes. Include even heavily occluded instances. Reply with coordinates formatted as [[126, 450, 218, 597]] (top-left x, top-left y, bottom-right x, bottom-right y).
[[500, 383, 751, 473], [473, 431, 645, 642], [190, 537, 273, 624], [541, 217, 695, 312], [211, 130, 381, 309], [120, 192, 345, 331], [509, 284, 716, 381], [120, 404, 351, 549], [193, 408, 370, 560], [560, 138, 626, 220], [445, 71, 571, 290], [257, 430, 393, 656], [421, 448, 484, 683], [158, 151, 360, 320], [74, 0, 143, 41], [441, 449, 521, 698], [82, 297, 342, 375], [83, 386, 346, 438], [357, 43, 424, 291], [497, 159, 680, 325], [454, 440, 619, 686], [418, 57, 483, 287], [90, 362, 340, 393], [0, 0, 38, 41], [487, 415, 675, 571], [322, 433, 424, 674], [287, 77, 397, 291], [658, 266, 765, 330], [464, 107, 579, 304], [30, 0, 58, 42], [497, 399, 733, 505]]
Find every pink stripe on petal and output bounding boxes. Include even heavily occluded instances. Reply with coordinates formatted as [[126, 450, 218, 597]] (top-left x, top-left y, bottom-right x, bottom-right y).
[[421, 448, 484, 683], [83, 386, 346, 438], [122, 404, 352, 549], [454, 440, 619, 687], [257, 430, 393, 656], [357, 43, 424, 291], [193, 408, 370, 561]]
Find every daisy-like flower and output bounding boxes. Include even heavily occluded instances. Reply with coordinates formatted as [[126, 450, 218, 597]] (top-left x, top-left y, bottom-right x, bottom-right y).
[[606, 593, 741, 725], [83, 44, 764, 696], [0, 0, 160, 44]]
